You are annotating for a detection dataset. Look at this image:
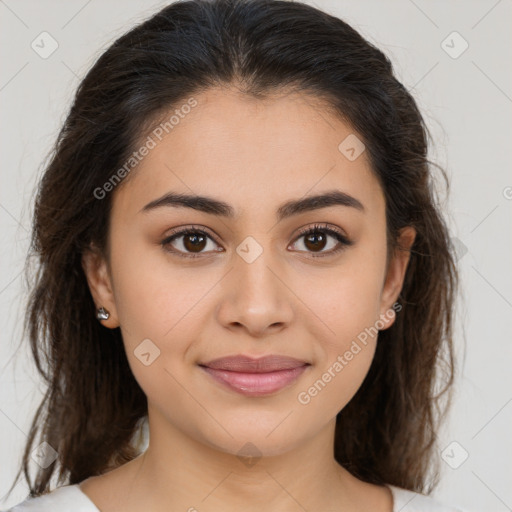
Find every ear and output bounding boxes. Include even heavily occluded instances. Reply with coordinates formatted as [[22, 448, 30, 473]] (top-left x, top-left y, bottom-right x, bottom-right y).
[[81, 244, 119, 328], [378, 226, 416, 330]]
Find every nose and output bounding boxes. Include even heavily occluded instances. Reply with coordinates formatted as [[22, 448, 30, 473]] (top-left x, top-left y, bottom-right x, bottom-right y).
[[215, 243, 294, 338]]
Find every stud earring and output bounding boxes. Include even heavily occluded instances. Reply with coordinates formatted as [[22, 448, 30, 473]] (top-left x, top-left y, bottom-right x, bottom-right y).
[[96, 307, 110, 321]]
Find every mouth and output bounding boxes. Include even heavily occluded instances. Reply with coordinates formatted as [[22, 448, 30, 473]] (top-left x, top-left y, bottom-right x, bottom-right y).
[[198, 354, 311, 397]]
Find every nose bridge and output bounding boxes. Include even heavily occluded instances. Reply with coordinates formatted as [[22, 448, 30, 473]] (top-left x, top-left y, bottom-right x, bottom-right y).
[[234, 234, 283, 304], [216, 233, 293, 333]]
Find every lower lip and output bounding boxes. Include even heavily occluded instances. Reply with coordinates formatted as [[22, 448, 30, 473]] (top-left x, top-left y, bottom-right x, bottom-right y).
[[200, 365, 309, 397]]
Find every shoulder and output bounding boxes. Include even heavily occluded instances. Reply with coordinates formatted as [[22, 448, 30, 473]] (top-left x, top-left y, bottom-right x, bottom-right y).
[[389, 485, 469, 512], [5, 484, 99, 512]]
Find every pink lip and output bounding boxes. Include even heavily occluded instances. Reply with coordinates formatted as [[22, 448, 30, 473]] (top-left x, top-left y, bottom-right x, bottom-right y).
[[199, 355, 310, 397]]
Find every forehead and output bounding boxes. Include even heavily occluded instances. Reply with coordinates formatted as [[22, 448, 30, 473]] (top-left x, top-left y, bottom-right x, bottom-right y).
[[111, 87, 384, 221]]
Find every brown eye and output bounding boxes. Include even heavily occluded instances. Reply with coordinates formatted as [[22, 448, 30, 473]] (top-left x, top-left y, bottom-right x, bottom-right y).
[[303, 231, 328, 252], [291, 224, 354, 258], [161, 223, 353, 260], [182, 232, 207, 252], [161, 227, 222, 259]]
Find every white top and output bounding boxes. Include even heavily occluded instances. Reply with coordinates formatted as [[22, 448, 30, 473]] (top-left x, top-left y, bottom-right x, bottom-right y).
[[5, 483, 469, 511]]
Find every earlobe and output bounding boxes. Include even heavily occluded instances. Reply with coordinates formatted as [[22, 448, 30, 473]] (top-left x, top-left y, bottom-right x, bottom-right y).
[[81, 245, 119, 328], [379, 226, 416, 330]]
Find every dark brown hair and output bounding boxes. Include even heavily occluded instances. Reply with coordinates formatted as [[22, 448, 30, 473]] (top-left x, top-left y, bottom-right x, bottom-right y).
[[9, 0, 459, 499]]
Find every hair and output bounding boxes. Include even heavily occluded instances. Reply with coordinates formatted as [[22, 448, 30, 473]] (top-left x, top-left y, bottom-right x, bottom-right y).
[[8, 0, 459, 499]]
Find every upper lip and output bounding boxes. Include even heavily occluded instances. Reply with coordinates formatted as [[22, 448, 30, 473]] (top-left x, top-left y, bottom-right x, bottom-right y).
[[199, 355, 310, 373]]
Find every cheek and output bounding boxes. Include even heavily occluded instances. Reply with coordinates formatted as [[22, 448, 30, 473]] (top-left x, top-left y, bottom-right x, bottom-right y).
[[304, 260, 385, 345], [297, 324, 378, 421], [294, 258, 385, 413], [110, 236, 212, 340], [109, 247, 231, 400]]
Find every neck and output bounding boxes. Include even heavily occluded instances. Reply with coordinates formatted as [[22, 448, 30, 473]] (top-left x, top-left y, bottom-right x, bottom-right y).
[[81, 406, 393, 512]]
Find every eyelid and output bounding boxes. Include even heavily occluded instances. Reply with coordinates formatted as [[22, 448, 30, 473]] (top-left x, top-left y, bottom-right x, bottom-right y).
[[290, 223, 353, 258], [293, 222, 350, 242], [163, 224, 218, 241]]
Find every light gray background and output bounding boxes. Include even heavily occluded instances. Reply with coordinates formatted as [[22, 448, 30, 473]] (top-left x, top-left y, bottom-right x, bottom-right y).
[[1, 0, 511, 510]]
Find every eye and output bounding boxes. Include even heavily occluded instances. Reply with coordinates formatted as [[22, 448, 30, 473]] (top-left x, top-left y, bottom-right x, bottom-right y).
[[290, 223, 354, 258], [161, 223, 354, 260], [161, 225, 222, 259]]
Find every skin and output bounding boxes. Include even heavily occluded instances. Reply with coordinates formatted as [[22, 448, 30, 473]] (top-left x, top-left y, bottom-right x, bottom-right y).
[[81, 86, 416, 512]]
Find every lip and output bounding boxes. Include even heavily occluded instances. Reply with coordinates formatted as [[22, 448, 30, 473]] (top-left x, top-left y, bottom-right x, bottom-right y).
[[199, 355, 311, 397], [201, 354, 309, 372]]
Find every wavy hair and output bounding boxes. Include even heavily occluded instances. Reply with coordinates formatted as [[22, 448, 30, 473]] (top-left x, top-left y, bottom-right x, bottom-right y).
[[8, 0, 459, 498]]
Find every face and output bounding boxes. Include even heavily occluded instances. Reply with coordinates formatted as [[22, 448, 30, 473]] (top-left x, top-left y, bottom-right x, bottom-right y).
[[83, 87, 415, 458]]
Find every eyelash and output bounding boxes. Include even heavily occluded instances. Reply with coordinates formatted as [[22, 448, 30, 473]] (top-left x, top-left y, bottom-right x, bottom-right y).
[[160, 223, 354, 260]]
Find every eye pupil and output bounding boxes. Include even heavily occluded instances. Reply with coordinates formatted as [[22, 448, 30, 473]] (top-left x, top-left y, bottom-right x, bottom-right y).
[[305, 232, 327, 252], [184, 233, 206, 252]]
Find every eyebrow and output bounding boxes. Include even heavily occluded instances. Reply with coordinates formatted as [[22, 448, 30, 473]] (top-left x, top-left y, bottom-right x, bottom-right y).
[[139, 189, 365, 220]]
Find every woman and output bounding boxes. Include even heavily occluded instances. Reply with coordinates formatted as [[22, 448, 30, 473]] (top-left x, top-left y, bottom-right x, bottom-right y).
[[5, 0, 466, 510]]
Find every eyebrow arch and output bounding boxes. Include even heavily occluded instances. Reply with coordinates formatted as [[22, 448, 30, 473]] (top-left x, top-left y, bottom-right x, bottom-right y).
[[139, 189, 365, 220]]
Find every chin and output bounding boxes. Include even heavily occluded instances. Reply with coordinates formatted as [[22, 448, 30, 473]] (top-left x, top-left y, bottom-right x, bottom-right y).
[[209, 435, 299, 460], [195, 421, 303, 460]]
